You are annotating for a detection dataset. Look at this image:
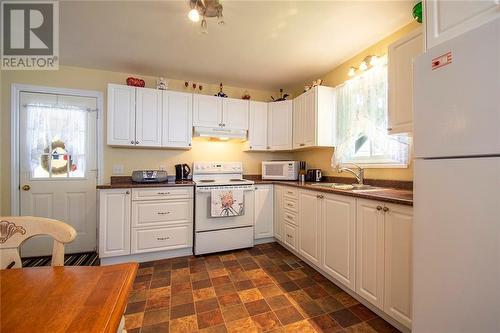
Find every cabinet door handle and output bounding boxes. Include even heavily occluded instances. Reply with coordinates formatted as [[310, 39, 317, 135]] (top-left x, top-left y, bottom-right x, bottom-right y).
[[286, 203, 293, 207], [300, 143, 305, 146], [157, 192, 171, 195], [157, 212, 170, 215], [376, 205, 383, 211], [383, 206, 389, 212], [157, 236, 170, 241], [316, 194, 324, 199]]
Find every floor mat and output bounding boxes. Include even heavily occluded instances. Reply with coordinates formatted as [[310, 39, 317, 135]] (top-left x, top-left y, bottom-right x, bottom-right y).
[[21, 251, 100, 267]]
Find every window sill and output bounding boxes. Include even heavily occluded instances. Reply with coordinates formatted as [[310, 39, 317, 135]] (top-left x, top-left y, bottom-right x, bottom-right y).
[[349, 163, 409, 169]]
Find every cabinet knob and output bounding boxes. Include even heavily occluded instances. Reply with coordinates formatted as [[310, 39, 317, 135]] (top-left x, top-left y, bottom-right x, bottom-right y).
[[376, 205, 383, 211], [135, 141, 139, 144], [383, 206, 389, 212], [316, 194, 324, 199], [267, 146, 270, 149], [125, 190, 130, 194], [189, 143, 192, 146], [387, 127, 393, 132], [130, 140, 135, 144], [300, 143, 305, 146], [249, 146, 253, 149]]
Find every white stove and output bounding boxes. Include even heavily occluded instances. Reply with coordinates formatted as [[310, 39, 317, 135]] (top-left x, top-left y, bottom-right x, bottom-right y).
[[193, 162, 255, 255]]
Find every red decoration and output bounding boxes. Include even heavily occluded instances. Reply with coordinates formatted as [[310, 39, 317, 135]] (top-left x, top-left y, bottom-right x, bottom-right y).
[[126, 77, 145, 87]]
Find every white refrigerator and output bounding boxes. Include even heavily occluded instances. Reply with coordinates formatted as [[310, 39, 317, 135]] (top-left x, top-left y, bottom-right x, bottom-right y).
[[413, 18, 500, 333]]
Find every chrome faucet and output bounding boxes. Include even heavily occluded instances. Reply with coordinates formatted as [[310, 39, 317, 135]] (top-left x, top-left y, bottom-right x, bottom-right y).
[[338, 163, 365, 185]]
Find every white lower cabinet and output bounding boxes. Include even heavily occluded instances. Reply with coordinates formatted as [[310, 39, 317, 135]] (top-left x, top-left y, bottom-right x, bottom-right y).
[[298, 190, 321, 266], [254, 185, 274, 239], [383, 203, 413, 328], [99, 187, 193, 259], [356, 199, 386, 309], [273, 186, 284, 241], [322, 193, 356, 291], [273, 186, 413, 329], [99, 189, 131, 257]]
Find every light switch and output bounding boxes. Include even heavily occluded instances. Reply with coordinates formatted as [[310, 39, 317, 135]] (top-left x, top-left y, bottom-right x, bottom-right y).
[[112, 164, 124, 175]]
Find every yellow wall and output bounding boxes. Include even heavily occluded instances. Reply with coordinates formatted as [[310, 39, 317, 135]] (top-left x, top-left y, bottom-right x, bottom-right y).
[[290, 21, 421, 181], [0, 66, 291, 215]]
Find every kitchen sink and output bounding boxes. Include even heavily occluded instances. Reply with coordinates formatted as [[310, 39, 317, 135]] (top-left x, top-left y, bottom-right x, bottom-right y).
[[310, 183, 386, 191]]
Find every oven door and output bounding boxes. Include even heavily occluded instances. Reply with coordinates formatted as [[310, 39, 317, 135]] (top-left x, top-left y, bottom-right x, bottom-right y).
[[195, 185, 255, 232]]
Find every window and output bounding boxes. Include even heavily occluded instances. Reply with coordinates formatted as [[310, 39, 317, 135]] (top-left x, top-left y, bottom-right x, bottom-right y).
[[332, 63, 409, 168]]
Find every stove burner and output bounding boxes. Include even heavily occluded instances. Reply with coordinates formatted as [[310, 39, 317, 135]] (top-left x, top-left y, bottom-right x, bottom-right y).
[[199, 179, 215, 183]]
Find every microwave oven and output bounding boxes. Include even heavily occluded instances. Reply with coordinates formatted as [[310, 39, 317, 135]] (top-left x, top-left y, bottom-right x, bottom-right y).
[[262, 161, 299, 180]]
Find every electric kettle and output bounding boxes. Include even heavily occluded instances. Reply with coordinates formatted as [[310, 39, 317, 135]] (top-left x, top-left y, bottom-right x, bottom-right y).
[[175, 164, 191, 180]]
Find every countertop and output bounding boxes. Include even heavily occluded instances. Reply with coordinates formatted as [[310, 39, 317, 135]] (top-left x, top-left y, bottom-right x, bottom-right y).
[[97, 176, 412, 206], [253, 180, 413, 206]]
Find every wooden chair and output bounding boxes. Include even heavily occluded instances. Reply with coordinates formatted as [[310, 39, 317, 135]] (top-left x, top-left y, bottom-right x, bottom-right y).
[[0, 216, 77, 269]]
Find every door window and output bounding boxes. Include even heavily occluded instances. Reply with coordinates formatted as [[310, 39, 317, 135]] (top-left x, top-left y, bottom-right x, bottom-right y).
[[26, 105, 87, 179]]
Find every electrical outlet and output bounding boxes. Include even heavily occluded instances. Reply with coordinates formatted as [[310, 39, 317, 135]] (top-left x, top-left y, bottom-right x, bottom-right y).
[[159, 165, 167, 171], [112, 164, 124, 175]]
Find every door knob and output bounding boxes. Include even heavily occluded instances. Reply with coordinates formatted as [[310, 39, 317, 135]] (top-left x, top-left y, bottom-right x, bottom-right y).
[[22, 185, 31, 191]]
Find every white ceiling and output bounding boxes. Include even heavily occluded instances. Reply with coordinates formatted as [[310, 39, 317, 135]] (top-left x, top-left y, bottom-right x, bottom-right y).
[[60, 1, 414, 90]]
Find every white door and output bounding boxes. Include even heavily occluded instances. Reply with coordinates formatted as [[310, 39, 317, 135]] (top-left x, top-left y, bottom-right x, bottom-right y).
[[223, 98, 248, 130], [425, 0, 499, 49], [162, 91, 192, 148], [268, 100, 292, 150], [322, 193, 356, 291], [388, 28, 423, 134], [107, 84, 135, 146], [384, 203, 413, 328], [135, 87, 162, 147], [356, 199, 385, 309], [273, 186, 284, 241], [292, 94, 304, 149], [254, 185, 274, 239], [247, 101, 268, 150], [298, 190, 321, 266], [99, 189, 131, 258], [193, 94, 222, 127], [19, 91, 98, 256], [413, 157, 500, 333], [303, 89, 316, 147]]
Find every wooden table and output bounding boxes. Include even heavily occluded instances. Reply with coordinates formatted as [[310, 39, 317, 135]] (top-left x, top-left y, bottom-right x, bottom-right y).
[[1, 263, 138, 333]]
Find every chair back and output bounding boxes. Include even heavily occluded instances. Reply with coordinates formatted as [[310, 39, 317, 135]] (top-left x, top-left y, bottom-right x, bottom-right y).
[[0, 216, 77, 269]]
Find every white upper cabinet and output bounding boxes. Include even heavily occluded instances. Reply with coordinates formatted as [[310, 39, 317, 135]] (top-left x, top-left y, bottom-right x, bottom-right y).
[[107, 84, 136, 146], [268, 100, 293, 150], [223, 98, 249, 130], [246, 101, 268, 151], [135, 88, 162, 147], [254, 185, 274, 239], [387, 28, 424, 134], [425, 0, 499, 49], [292, 86, 335, 149], [193, 95, 249, 130], [162, 91, 193, 149], [193, 94, 223, 127]]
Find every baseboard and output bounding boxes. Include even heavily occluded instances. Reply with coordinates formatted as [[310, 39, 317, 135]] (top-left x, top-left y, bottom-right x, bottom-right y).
[[274, 239, 410, 333], [100, 248, 193, 265], [253, 237, 276, 245]]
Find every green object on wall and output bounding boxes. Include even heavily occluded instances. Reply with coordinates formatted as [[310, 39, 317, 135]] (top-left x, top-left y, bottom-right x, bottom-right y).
[[412, 1, 423, 23]]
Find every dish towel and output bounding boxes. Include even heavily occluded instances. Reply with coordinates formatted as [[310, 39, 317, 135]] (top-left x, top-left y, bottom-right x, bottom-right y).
[[211, 188, 244, 217]]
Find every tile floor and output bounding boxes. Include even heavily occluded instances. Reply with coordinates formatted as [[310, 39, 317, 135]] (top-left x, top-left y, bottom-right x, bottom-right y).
[[124, 242, 401, 333]]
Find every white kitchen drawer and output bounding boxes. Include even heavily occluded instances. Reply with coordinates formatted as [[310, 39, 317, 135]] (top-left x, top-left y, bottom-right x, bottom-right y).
[[283, 187, 299, 199], [131, 187, 193, 201], [283, 198, 298, 212], [131, 225, 192, 253], [283, 223, 297, 251], [132, 199, 193, 227], [283, 210, 297, 226]]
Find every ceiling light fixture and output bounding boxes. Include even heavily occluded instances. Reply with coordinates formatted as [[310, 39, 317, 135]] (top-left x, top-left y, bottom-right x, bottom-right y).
[[188, 0, 224, 33]]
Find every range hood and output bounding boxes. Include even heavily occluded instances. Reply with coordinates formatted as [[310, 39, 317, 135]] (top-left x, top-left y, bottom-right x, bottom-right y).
[[193, 126, 247, 141]]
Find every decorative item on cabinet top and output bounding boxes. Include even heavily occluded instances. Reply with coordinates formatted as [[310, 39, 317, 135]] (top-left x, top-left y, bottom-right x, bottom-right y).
[[304, 79, 323, 92], [271, 88, 289, 102], [242, 90, 251, 100], [126, 77, 145, 87], [156, 77, 168, 90], [215, 82, 228, 97]]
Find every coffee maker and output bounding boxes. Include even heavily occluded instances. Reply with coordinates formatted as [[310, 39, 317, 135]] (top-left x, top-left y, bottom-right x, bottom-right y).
[[175, 164, 191, 180]]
